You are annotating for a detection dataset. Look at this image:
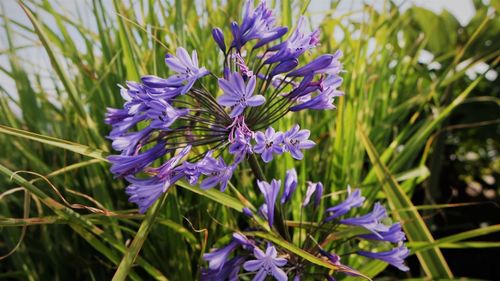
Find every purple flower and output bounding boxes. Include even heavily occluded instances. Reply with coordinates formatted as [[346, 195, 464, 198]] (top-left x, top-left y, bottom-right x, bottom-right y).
[[242, 207, 254, 218], [340, 202, 390, 237], [270, 59, 299, 76], [257, 179, 281, 227], [141, 75, 180, 88], [266, 17, 320, 64], [281, 168, 297, 204], [284, 74, 320, 99], [119, 82, 150, 115], [125, 176, 168, 213], [203, 240, 240, 270], [109, 127, 152, 155], [243, 245, 287, 281], [324, 187, 365, 222], [212, 27, 226, 52], [288, 50, 342, 77], [123, 145, 191, 213], [233, 53, 254, 78], [199, 154, 235, 191], [105, 107, 147, 137], [302, 181, 323, 208], [146, 99, 189, 130], [218, 72, 265, 117], [358, 245, 410, 271], [181, 161, 201, 185], [319, 249, 341, 266], [290, 85, 344, 112], [359, 222, 407, 243], [231, 1, 286, 50], [283, 124, 315, 160], [253, 127, 284, 163], [108, 142, 167, 177], [164, 47, 209, 94], [201, 256, 245, 281], [149, 145, 191, 179], [228, 127, 253, 163], [105, 107, 135, 131]]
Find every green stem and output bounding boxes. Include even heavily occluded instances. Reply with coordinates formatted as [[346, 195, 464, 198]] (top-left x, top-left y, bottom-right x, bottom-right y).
[[111, 192, 169, 281]]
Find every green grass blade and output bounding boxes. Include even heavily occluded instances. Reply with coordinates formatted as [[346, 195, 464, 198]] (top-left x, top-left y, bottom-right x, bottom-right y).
[[0, 125, 108, 161], [411, 224, 500, 253], [18, 2, 104, 147]]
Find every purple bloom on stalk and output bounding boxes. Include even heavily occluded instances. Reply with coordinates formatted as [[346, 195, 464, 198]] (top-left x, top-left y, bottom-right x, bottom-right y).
[[229, 127, 253, 163], [212, 27, 226, 52], [324, 187, 365, 222], [218, 73, 265, 117], [290, 85, 344, 112], [358, 245, 410, 271], [254, 127, 284, 163], [359, 222, 406, 243], [141, 75, 180, 88], [288, 50, 343, 77], [266, 17, 320, 64], [257, 179, 281, 227], [201, 256, 245, 281], [164, 47, 209, 94], [124, 145, 191, 213], [105, 107, 147, 137], [231, 1, 286, 50], [283, 124, 316, 160], [270, 59, 299, 76], [281, 168, 298, 203], [146, 99, 189, 130], [108, 142, 167, 177], [340, 202, 390, 237], [243, 245, 288, 281], [285, 74, 321, 99], [181, 161, 201, 185], [110, 127, 152, 155], [302, 181, 323, 208], [203, 240, 240, 270], [199, 154, 235, 191], [125, 176, 169, 213]]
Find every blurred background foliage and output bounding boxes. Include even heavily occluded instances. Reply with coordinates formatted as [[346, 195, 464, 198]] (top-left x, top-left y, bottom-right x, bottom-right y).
[[0, 0, 498, 280]]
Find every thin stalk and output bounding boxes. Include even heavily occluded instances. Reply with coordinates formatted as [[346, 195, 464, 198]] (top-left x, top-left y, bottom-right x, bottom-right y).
[[111, 192, 169, 281]]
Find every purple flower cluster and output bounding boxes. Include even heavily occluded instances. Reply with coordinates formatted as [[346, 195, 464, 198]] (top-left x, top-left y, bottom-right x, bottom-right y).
[[106, 0, 343, 213], [202, 170, 409, 280]]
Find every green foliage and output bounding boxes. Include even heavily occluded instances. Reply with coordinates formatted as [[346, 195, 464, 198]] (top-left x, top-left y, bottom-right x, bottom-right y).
[[0, 0, 497, 280]]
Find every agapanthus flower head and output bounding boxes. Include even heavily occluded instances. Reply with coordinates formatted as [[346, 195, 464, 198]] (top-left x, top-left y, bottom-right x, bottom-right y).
[[107, 0, 343, 214]]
